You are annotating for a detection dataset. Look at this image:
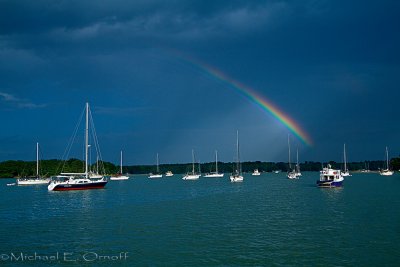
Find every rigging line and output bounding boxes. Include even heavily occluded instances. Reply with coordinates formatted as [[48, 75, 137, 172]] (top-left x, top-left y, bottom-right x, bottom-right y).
[[38, 144, 42, 177], [38, 145, 49, 177], [57, 105, 85, 174], [89, 108, 106, 174]]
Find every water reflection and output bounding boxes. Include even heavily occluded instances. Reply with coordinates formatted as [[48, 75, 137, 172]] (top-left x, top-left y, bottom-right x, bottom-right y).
[[319, 186, 344, 201]]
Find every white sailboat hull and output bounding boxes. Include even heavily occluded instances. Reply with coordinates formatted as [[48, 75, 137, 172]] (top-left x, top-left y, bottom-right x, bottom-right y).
[[148, 174, 163, 178], [230, 175, 243, 182], [380, 170, 393, 176], [287, 171, 298, 179], [182, 174, 200, 180], [17, 178, 50, 185], [110, 175, 130, 180], [204, 173, 224, 178]]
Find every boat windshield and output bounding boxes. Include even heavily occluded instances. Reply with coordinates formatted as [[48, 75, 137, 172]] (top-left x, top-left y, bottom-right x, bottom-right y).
[[322, 175, 334, 181]]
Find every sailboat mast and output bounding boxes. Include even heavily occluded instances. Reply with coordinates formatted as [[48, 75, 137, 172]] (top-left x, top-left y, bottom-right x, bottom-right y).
[[156, 153, 159, 173], [344, 143, 347, 171], [199, 160, 201, 173], [288, 134, 291, 169], [386, 146, 389, 169], [120, 150, 123, 174], [36, 142, 39, 177], [236, 130, 240, 173], [192, 149, 195, 174], [85, 102, 89, 178], [215, 150, 218, 173], [296, 148, 299, 172]]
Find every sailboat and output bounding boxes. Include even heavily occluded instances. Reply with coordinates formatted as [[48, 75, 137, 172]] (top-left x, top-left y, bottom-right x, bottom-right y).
[[361, 161, 370, 173], [48, 103, 108, 191], [17, 142, 50, 185], [230, 130, 243, 182], [89, 156, 103, 178], [287, 135, 297, 179], [380, 146, 394, 176], [295, 148, 302, 177], [204, 150, 224, 178], [149, 153, 163, 178], [342, 143, 351, 177], [165, 171, 174, 177], [252, 169, 261, 176], [110, 150, 130, 180], [182, 149, 201, 180]]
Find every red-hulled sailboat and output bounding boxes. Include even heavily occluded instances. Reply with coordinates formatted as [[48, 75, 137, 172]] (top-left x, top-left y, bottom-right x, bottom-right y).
[[48, 103, 108, 191]]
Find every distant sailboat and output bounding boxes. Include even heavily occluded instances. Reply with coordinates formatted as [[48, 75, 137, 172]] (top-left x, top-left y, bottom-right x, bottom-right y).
[[252, 169, 261, 176], [149, 153, 163, 178], [89, 156, 103, 178], [182, 150, 201, 180], [380, 146, 394, 176], [361, 161, 370, 173], [342, 143, 351, 177], [230, 131, 243, 182], [110, 150, 130, 180], [48, 103, 108, 191], [295, 148, 302, 177], [17, 142, 50, 185], [165, 171, 174, 177], [287, 135, 297, 179], [204, 150, 224, 178]]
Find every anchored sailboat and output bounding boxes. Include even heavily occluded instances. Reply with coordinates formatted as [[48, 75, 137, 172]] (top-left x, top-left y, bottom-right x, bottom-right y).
[[204, 150, 224, 178], [342, 144, 351, 177], [230, 131, 243, 182], [182, 149, 200, 180], [295, 148, 302, 177], [149, 153, 163, 178], [48, 103, 108, 191], [287, 135, 297, 179], [89, 156, 103, 179], [380, 146, 393, 176], [17, 142, 50, 185], [110, 150, 130, 180]]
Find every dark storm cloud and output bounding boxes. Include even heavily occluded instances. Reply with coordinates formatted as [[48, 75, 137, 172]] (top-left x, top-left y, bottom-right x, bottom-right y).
[[0, 0, 399, 163], [0, 0, 291, 48]]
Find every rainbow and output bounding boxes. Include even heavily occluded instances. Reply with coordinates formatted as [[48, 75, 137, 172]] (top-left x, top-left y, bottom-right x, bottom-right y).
[[176, 54, 313, 146]]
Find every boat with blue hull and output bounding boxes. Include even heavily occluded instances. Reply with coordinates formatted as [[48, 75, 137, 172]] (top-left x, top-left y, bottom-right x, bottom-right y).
[[48, 175, 107, 191], [48, 103, 108, 191], [317, 164, 344, 188]]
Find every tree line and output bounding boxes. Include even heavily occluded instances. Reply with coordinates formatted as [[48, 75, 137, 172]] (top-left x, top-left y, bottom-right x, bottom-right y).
[[1, 158, 399, 178]]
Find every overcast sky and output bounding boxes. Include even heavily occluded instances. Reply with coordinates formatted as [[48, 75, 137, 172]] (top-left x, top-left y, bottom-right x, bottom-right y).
[[1, 0, 399, 165]]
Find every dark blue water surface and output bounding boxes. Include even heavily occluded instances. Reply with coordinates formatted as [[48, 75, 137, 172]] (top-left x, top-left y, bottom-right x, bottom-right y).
[[0, 172, 399, 266]]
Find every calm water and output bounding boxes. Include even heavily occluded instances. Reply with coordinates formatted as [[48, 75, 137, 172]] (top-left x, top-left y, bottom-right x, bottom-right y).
[[0, 172, 399, 266]]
